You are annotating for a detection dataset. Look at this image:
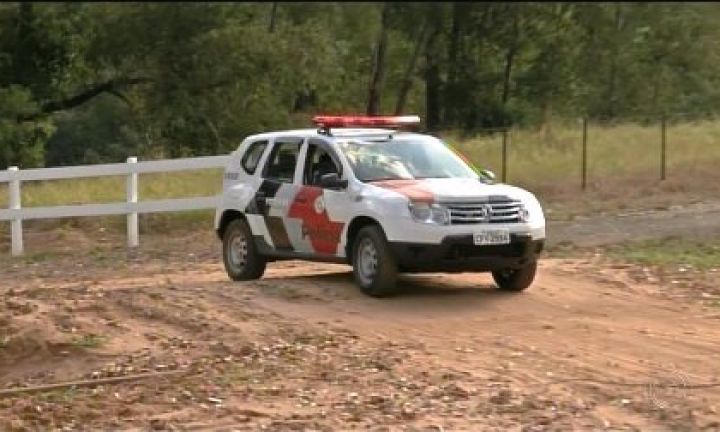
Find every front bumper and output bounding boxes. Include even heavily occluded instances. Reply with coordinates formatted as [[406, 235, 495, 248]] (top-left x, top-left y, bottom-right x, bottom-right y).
[[389, 234, 544, 273]]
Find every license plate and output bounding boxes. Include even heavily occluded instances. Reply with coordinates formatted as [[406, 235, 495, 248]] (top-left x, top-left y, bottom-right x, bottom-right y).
[[473, 229, 510, 245]]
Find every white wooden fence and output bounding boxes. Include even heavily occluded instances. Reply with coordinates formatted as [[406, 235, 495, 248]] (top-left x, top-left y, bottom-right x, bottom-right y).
[[1, 155, 229, 256]]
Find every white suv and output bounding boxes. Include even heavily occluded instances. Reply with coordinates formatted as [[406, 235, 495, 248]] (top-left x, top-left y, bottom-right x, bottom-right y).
[[215, 116, 545, 297]]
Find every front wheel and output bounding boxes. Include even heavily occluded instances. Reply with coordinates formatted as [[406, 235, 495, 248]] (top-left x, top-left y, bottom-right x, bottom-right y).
[[222, 218, 266, 281], [352, 225, 398, 297], [492, 261, 537, 292]]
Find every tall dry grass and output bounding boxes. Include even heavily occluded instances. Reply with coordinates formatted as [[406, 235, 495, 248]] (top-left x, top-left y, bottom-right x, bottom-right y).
[[445, 118, 720, 192], [0, 169, 223, 208]]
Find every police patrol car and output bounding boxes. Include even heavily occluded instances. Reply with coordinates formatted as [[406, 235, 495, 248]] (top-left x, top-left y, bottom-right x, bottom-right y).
[[215, 115, 545, 297]]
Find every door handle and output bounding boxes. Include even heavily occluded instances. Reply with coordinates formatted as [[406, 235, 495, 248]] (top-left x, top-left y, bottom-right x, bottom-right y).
[[295, 197, 308, 204]]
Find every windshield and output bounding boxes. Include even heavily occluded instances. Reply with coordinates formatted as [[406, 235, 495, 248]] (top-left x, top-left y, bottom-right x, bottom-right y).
[[337, 137, 479, 182]]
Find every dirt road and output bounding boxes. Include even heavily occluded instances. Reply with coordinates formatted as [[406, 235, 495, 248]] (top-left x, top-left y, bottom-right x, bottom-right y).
[[548, 200, 720, 247], [1, 232, 720, 431]]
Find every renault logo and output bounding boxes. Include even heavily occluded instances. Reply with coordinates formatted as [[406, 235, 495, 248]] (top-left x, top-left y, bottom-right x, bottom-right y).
[[478, 204, 492, 222]]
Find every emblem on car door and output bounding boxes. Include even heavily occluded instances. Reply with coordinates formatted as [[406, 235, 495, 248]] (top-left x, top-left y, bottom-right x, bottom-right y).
[[313, 195, 326, 214], [478, 204, 492, 222], [288, 186, 344, 254]]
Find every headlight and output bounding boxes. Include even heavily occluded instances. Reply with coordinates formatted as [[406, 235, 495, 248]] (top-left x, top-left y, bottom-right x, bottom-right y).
[[522, 196, 545, 224], [409, 202, 450, 225], [519, 204, 530, 223]]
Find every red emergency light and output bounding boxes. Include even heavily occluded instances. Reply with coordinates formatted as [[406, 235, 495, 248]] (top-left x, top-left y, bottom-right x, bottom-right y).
[[312, 115, 421, 129]]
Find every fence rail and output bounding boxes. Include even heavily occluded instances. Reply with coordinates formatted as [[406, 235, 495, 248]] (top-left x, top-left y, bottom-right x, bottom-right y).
[[1, 155, 230, 256]]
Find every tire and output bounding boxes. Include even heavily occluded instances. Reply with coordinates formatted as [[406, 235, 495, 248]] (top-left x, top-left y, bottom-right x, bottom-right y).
[[222, 218, 266, 281], [352, 225, 398, 297], [492, 261, 537, 292]]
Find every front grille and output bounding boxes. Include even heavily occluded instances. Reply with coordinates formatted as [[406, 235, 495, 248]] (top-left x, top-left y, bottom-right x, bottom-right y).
[[445, 198, 523, 225]]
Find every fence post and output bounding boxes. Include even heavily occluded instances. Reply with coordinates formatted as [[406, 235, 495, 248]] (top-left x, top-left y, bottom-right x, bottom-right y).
[[8, 166, 23, 256], [660, 116, 667, 181], [126, 157, 139, 248], [581, 117, 588, 191], [501, 129, 508, 183]]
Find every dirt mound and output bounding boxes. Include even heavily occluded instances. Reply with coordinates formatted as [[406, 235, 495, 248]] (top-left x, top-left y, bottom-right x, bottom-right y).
[[0, 327, 69, 362]]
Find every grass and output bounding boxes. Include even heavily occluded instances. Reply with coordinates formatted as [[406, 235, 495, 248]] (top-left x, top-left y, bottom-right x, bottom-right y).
[[605, 237, 720, 270], [71, 333, 108, 349], [215, 363, 255, 387], [37, 387, 78, 403], [0, 169, 223, 208], [445, 118, 720, 189], [2, 117, 720, 237], [20, 250, 63, 264]]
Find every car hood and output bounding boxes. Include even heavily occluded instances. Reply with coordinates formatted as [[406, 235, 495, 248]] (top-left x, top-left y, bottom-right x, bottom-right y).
[[365, 178, 535, 203]]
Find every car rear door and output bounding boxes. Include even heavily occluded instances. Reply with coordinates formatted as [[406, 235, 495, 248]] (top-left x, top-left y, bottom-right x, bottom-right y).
[[245, 137, 303, 252]]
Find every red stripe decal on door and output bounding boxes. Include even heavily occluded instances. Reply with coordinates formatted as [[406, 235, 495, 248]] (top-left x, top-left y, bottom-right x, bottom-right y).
[[288, 187, 344, 255]]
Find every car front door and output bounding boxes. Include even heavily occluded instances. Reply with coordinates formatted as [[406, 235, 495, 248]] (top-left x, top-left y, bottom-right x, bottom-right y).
[[286, 138, 348, 257]]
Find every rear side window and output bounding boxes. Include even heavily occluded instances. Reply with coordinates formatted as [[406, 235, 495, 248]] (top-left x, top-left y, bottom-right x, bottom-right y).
[[263, 140, 302, 183], [241, 140, 268, 174]]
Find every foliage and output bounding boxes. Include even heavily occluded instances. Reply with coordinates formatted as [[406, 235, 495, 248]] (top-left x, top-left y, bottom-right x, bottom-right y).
[[0, 2, 719, 168]]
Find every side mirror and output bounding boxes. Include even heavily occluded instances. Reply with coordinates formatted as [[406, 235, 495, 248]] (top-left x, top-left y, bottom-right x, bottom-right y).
[[320, 173, 348, 189], [479, 169, 496, 182]]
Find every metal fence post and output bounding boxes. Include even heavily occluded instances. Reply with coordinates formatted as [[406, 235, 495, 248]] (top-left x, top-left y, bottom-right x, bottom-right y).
[[582, 117, 588, 191], [8, 166, 23, 256], [126, 157, 139, 248], [661, 116, 667, 181], [501, 129, 508, 183]]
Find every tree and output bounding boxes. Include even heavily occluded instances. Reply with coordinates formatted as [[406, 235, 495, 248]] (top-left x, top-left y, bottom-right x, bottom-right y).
[[2, 2, 720, 168], [366, 3, 390, 115]]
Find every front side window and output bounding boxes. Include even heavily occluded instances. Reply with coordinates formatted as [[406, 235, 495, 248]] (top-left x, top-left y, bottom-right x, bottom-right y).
[[337, 136, 478, 182], [263, 139, 302, 183], [303, 141, 341, 187]]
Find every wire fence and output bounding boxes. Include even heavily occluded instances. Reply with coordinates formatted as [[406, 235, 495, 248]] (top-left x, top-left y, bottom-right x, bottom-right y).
[[447, 112, 720, 191]]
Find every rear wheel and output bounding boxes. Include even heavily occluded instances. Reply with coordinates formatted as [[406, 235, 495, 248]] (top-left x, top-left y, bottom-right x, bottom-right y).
[[352, 225, 398, 297], [222, 218, 266, 281], [492, 261, 537, 292]]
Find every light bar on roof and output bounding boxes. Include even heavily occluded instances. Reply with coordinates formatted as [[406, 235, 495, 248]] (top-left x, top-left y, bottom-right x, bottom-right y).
[[312, 115, 421, 129]]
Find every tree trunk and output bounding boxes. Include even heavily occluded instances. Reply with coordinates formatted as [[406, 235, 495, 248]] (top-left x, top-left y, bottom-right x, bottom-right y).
[[443, 2, 463, 125], [501, 13, 519, 107], [12, 3, 34, 87], [268, 3, 278, 33], [17, 77, 152, 122], [447, 3, 462, 88], [425, 31, 441, 131], [501, 49, 515, 106], [394, 20, 429, 115], [540, 103, 553, 143], [605, 3, 623, 118], [366, 3, 390, 115]]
